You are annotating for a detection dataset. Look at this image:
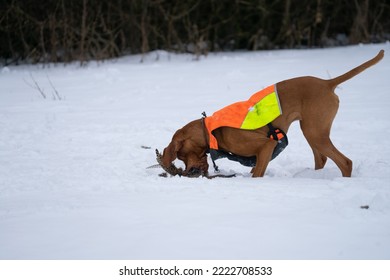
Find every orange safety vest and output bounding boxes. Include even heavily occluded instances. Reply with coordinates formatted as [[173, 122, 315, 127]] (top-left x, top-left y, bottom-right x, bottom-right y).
[[204, 84, 282, 150]]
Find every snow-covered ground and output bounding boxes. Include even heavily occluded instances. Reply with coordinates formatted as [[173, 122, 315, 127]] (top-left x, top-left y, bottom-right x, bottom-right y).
[[0, 44, 389, 260]]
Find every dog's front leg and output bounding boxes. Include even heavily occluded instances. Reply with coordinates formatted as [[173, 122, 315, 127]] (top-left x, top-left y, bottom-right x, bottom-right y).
[[252, 140, 277, 177]]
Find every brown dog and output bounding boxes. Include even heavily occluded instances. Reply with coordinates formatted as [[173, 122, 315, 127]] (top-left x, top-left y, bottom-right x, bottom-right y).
[[159, 50, 384, 178]]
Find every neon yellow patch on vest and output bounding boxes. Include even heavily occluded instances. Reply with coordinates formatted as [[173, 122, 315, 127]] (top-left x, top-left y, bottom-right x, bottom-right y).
[[241, 91, 282, 130]]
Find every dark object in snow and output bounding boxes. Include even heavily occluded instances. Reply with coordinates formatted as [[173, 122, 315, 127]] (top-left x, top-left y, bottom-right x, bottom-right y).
[[360, 205, 369, 209], [141, 145, 151, 149], [146, 164, 161, 169]]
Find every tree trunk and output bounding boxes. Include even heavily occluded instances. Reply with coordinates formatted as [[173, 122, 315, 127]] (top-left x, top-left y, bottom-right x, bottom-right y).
[[350, 0, 370, 44]]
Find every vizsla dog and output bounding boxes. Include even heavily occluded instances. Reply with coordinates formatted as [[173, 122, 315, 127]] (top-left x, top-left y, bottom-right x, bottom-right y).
[[158, 50, 384, 178]]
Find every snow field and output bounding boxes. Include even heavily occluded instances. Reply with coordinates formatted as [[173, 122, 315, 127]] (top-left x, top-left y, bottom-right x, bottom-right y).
[[0, 44, 389, 259]]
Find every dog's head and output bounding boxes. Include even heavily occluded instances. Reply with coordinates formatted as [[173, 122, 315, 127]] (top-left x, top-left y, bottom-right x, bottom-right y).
[[161, 119, 209, 175]]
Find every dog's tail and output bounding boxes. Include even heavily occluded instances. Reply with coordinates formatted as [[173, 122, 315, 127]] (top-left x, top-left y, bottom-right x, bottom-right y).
[[327, 49, 384, 90]]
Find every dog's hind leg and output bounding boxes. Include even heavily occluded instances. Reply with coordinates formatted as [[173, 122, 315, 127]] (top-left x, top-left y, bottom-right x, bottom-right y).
[[301, 122, 352, 177], [300, 117, 329, 171], [310, 146, 328, 170], [316, 139, 352, 177]]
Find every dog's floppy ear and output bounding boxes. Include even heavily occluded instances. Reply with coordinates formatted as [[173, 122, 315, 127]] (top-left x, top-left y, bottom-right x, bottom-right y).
[[162, 133, 184, 168]]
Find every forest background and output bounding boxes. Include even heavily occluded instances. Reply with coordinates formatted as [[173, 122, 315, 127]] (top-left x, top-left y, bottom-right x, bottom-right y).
[[1, 0, 389, 65]]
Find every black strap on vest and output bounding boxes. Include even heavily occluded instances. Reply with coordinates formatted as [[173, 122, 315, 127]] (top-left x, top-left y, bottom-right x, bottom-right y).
[[267, 123, 288, 160], [267, 123, 278, 141]]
